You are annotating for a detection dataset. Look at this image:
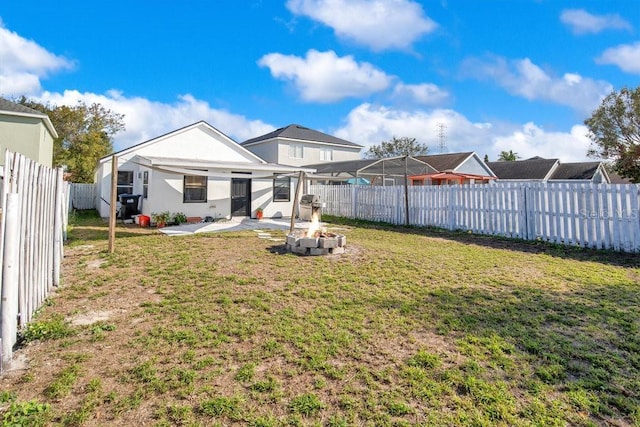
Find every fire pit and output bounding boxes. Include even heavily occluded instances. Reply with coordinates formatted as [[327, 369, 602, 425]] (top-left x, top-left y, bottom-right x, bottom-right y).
[[286, 229, 346, 256], [285, 212, 346, 256]]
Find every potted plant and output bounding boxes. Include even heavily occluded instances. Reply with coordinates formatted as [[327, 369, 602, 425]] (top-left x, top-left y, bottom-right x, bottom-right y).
[[151, 211, 171, 228], [173, 212, 187, 225], [255, 207, 264, 220]]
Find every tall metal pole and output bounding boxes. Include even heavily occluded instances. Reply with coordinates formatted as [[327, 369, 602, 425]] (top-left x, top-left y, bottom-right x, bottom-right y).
[[404, 156, 410, 226], [108, 155, 118, 253]]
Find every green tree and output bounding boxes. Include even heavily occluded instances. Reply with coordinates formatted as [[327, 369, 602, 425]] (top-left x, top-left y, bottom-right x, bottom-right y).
[[498, 150, 519, 161], [15, 97, 125, 182], [585, 86, 640, 183], [365, 136, 428, 158]]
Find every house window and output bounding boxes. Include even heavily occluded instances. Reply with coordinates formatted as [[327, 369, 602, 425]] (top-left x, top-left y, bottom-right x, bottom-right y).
[[142, 171, 149, 199], [289, 143, 303, 159], [183, 175, 207, 203], [117, 171, 134, 195], [273, 175, 291, 201], [320, 148, 333, 161]]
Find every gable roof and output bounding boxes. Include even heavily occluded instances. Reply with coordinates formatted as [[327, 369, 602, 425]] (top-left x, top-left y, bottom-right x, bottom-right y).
[[415, 152, 475, 171], [487, 158, 559, 180], [98, 121, 266, 164], [608, 171, 634, 184], [549, 162, 604, 180], [0, 97, 58, 138], [241, 124, 362, 148]]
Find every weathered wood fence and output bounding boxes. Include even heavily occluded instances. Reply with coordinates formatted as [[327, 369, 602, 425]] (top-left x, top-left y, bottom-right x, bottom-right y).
[[0, 151, 68, 369], [69, 183, 97, 210], [310, 182, 640, 253]]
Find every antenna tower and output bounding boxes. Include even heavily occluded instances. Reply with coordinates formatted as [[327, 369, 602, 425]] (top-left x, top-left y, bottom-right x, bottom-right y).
[[437, 122, 447, 153]]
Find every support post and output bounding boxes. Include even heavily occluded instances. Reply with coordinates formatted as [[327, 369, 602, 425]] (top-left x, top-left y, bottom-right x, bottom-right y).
[[404, 156, 410, 226], [290, 171, 305, 234], [108, 155, 118, 254]]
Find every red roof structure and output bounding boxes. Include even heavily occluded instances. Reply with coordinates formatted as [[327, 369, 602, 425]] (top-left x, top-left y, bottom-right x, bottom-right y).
[[409, 171, 496, 185]]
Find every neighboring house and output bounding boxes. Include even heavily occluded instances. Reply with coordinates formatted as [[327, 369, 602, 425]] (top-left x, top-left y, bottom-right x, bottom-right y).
[[608, 171, 634, 184], [487, 157, 611, 183], [487, 157, 560, 182], [548, 162, 610, 183], [412, 152, 496, 185], [95, 121, 313, 220], [0, 97, 57, 168], [241, 124, 362, 167]]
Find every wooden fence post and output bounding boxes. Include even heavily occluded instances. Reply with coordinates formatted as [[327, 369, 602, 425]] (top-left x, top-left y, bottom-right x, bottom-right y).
[[1, 193, 21, 365], [108, 155, 118, 254], [53, 169, 64, 287]]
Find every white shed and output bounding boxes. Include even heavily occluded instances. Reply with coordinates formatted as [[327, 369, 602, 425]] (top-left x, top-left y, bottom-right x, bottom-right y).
[[95, 121, 313, 220]]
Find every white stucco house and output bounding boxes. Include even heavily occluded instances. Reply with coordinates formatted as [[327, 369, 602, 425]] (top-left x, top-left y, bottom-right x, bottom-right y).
[[95, 121, 313, 220], [0, 98, 57, 168], [240, 124, 362, 167]]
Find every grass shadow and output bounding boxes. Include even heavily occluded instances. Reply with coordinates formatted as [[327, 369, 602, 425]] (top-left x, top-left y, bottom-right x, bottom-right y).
[[323, 215, 640, 268]]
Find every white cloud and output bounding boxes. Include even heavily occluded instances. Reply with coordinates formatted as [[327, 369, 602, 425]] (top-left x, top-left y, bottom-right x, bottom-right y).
[[596, 41, 640, 74], [560, 9, 632, 35], [392, 83, 449, 105], [37, 90, 274, 151], [492, 123, 592, 162], [286, 0, 437, 51], [0, 23, 73, 96], [334, 103, 592, 162], [258, 49, 392, 102], [334, 103, 496, 154], [462, 55, 612, 113]]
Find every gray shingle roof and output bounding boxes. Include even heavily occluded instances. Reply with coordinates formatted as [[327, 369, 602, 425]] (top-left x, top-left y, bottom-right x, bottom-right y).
[[415, 152, 473, 171], [608, 171, 634, 184], [241, 124, 362, 148], [487, 158, 559, 180], [549, 162, 602, 180], [0, 97, 48, 117]]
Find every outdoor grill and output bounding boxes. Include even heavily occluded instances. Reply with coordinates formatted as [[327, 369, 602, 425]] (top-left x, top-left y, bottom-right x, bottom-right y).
[[299, 194, 324, 221]]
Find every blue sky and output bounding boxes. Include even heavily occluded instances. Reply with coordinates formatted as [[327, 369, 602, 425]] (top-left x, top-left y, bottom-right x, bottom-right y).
[[1, 1, 638, 161]]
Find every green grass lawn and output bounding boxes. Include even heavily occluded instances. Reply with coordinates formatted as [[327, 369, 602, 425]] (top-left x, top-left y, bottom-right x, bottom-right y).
[[1, 212, 639, 426]]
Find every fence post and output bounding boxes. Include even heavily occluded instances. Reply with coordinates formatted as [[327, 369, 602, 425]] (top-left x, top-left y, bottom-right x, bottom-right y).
[[1, 193, 21, 366], [53, 169, 64, 287], [352, 185, 358, 219], [448, 186, 455, 230]]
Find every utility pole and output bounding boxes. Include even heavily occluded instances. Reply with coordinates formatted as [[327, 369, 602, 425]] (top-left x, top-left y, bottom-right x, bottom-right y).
[[437, 122, 447, 154]]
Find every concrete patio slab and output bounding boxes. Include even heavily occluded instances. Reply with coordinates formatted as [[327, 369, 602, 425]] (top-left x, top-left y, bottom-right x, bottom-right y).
[[157, 217, 314, 236]]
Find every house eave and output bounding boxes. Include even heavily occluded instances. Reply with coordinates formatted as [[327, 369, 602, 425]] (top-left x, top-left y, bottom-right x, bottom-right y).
[[0, 110, 58, 139]]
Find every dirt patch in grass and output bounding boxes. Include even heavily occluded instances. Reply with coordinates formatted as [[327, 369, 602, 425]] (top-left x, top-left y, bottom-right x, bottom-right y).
[[2, 216, 639, 426]]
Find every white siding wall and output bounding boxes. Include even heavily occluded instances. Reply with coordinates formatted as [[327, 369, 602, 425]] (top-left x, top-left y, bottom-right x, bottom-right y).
[[134, 126, 257, 163], [144, 171, 231, 219], [251, 177, 297, 218], [244, 141, 278, 163], [0, 116, 53, 167], [458, 155, 493, 176], [274, 142, 361, 166]]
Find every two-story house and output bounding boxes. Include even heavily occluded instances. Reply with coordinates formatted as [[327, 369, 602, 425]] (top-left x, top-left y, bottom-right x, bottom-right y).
[[240, 124, 362, 167]]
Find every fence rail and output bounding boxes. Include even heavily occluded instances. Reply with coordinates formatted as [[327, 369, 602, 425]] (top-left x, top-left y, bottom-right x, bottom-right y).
[[0, 151, 68, 369], [310, 182, 640, 253]]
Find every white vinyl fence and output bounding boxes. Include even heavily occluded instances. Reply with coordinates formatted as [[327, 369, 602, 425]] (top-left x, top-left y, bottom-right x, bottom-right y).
[[0, 151, 68, 369], [310, 182, 640, 253], [69, 183, 97, 210]]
